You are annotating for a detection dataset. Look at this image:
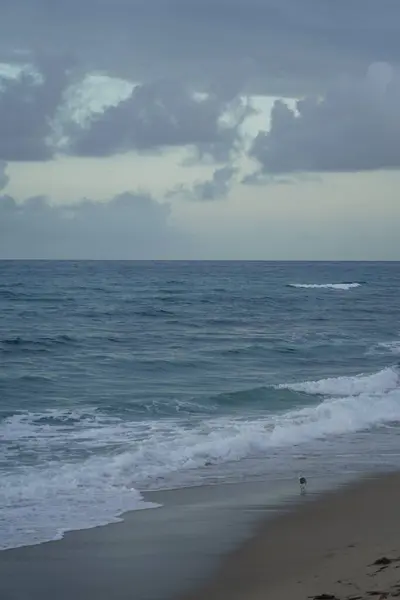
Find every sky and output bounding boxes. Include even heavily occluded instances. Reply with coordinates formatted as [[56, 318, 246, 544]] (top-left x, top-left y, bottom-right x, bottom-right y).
[[0, 0, 400, 259]]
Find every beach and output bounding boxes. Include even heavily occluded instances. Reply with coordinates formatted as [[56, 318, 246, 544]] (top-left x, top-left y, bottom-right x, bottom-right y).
[[1, 471, 400, 600], [183, 472, 400, 600], [2, 262, 400, 599]]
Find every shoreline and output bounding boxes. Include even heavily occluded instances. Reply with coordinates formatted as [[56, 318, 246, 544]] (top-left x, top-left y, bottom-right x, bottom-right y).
[[1, 471, 400, 599], [0, 475, 306, 600]]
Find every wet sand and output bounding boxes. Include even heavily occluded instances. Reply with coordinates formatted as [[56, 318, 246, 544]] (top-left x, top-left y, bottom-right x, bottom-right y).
[[182, 472, 400, 600], [0, 479, 298, 600], [1, 473, 400, 600]]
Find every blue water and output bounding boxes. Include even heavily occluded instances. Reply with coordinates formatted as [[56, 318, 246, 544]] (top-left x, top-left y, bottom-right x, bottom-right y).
[[1, 261, 400, 549]]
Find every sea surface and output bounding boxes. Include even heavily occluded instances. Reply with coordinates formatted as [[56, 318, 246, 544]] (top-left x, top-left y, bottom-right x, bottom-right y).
[[1, 261, 400, 550]]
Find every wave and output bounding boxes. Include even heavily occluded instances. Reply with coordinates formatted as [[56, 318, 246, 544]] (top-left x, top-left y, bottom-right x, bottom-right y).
[[2, 366, 400, 549], [0, 333, 135, 353], [288, 283, 361, 290], [0, 408, 159, 550], [3, 368, 399, 460], [221, 343, 272, 357], [369, 341, 400, 356], [1, 334, 77, 353], [0, 289, 72, 303], [277, 367, 399, 397], [135, 307, 176, 318], [210, 386, 307, 412]]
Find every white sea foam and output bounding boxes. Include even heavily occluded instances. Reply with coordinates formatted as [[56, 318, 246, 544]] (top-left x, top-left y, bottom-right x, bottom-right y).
[[372, 341, 400, 355], [0, 409, 160, 549], [1, 459, 158, 550], [277, 367, 400, 397], [289, 283, 361, 290], [2, 367, 400, 550], [267, 386, 400, 445]]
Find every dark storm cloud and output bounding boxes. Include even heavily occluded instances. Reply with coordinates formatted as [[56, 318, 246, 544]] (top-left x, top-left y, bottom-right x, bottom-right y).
[[68, 79, 250, 160], [168, 165, 237, 201], [247, 62, 400, 174], [2, 0, 400, 95], [0, 54, 76, 161], [0, 192, 187, 259]]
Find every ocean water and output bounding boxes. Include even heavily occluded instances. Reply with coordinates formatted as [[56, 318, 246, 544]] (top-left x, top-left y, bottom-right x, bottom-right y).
[[1, 260, 400, 550]]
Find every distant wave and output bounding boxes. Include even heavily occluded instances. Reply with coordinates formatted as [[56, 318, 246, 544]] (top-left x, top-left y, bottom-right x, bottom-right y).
[[288, 283, 361, 290], [369, 341, 400, 356], [0, 334, 77, 353], [2, 334, 75, 345], [0, 289, 70, 302], [0, 374, 53, 384], [135, 307, 176, 318]]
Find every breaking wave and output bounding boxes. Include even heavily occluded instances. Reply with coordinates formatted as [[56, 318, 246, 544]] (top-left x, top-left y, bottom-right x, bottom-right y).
[[277, 366, 399, 397], [1, 367, 399, 550], [288, 283, 361, 290]]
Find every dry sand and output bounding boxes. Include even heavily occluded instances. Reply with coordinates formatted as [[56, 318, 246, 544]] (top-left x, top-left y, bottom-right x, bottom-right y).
[[182, 472, 400, 600]]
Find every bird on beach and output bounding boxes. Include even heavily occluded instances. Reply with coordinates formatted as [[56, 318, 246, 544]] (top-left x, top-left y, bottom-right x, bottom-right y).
[[299, 475, 307, 494]]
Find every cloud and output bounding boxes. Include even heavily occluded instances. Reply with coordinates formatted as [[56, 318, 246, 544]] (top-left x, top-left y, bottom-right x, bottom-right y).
[[241, 171, 296, 186], [0, 54, 76, 161], [0, 191, 187, 259], [248, 62, 400, 174], [0, 161, 9, 190], [2, 0, 400, 96], [0, 54, 252, 162], [168, 165, 237, 201], [2, 2, 400, 166], [68, 79, 251, 161]]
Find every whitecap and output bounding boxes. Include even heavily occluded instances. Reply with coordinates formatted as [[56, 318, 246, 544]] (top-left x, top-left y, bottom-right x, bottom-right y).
[[289, 283, 361, 290]]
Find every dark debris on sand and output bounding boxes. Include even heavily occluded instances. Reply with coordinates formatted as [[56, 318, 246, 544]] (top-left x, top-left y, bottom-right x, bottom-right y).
[[373, 558, 393, 566], [308, 555, 400, 600]]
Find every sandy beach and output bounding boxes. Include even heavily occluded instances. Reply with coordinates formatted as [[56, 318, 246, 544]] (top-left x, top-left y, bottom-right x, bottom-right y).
[[182, 472, 400, 600], [1, 472, 400, 600]]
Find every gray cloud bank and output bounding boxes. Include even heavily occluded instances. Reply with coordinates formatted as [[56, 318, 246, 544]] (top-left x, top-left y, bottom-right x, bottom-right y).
[[248, 62, 400, 175], [4, 56, 400, 177], [2, 0, 400, 95], [2, 54, 400, 176], [1, 2, 400, 175], [0, 192, 188, 259]]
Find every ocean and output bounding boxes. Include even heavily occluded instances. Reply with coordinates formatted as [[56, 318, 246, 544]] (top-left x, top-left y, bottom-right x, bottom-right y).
[[1, 260, 400, 551]]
